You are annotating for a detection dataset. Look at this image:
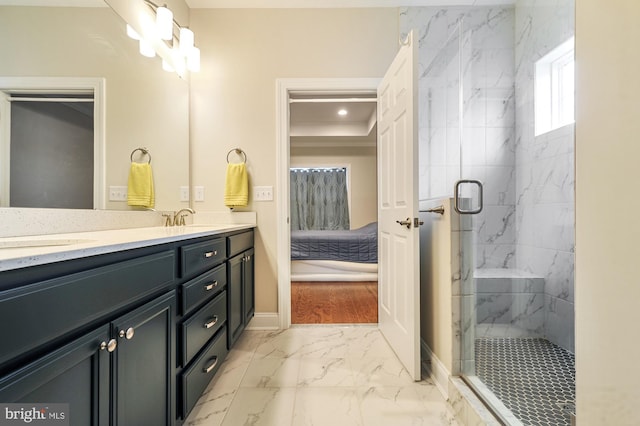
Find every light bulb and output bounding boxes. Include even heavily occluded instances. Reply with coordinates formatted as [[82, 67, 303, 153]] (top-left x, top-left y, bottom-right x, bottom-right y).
[[179, 28, 194, 55], [126, 24, 140, 40], [187, 47, 200, 72], [139, 39, 155, 58], [156, 6, 173, 41]]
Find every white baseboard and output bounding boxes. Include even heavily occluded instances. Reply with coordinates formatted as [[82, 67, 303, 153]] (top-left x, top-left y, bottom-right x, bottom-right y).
[[421, 338, 450, 399], [246, 312, 280, 330]]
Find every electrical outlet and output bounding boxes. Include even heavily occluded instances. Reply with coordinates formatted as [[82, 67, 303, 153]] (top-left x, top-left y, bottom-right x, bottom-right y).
[[254, 186, 273, 201], [180, 186, 189, 202], [109, 186, 127, 201], [194, 186, 205, 202]]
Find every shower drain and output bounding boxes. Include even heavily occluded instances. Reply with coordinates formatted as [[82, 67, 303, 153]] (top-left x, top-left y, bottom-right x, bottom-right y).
[[475, 338, 575, 426]]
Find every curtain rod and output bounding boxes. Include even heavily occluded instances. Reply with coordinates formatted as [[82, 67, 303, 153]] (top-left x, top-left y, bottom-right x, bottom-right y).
[[7, 97, 94, 103]]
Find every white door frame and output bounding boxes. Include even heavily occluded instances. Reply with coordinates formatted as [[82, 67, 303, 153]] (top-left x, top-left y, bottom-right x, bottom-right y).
[[276, 78, 380, 329], [0, 77, 106, 209]]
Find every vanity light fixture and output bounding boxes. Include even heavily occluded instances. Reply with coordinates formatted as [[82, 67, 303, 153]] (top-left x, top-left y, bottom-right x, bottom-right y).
[[156, 6, 173, 41], [126, 24, 140, 40], [126, 0, 200, 76], [139, 39, 156, 58], [338, 109, 348, 116]]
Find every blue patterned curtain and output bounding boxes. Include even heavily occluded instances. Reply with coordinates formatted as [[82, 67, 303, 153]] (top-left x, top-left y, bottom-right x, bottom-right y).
[[290, 168, 350, 230]]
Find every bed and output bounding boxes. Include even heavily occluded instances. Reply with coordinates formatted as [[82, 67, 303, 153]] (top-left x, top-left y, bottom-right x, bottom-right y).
[[290, 222, 378, 281]]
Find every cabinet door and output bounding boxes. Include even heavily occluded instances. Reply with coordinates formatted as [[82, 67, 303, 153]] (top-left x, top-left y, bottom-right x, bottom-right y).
[[243, 248, 255, 325], [227, 253, 244, 348], [0, 325, 111, 426], [112, 291, 175, 426]]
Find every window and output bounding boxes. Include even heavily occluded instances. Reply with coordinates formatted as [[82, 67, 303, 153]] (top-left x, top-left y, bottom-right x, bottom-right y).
[[535, 37, 575, 136], [290, 167, 350, 231]]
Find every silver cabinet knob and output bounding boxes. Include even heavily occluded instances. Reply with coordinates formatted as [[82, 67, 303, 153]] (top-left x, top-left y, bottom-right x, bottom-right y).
[[100, 339, 117, 352], [204, 281, 218, 291], [119, 327, 135, 340]]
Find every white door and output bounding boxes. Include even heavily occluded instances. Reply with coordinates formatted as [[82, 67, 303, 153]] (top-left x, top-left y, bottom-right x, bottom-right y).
[[377, 31, 420, 380]]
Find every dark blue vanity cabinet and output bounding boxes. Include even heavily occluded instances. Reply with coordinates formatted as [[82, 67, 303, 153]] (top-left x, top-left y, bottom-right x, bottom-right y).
[[0, 228, 255, 426], [227, 231, 255, 348]]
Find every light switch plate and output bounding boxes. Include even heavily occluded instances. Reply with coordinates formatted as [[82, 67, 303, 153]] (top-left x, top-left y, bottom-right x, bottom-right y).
[[109, 186, 127, 201], [194, 186, 205, 202], [254, 186, 273, 201], [180, 186, 189, 202]]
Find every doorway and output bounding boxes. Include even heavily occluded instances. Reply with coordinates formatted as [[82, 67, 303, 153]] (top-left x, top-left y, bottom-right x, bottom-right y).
[[287, 93, 379, 325], [275, 78, 381, 329], [276, 31, 420, 380]]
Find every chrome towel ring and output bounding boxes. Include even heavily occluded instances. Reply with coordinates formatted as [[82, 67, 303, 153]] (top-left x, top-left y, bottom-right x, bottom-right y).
[[131, 147, 151, 164], [226, 148, 247, 164]]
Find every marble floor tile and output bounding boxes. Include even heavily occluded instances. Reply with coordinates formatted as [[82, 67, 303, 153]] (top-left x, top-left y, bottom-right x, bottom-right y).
[[297, 357, 356, 387], [184, 326, 460, 426], [351, 356, 415, 387], [221, 387, 296, 426], [240, 357, 301, 388], [292, 387, 363, 426], [358, 386, 459, 426]]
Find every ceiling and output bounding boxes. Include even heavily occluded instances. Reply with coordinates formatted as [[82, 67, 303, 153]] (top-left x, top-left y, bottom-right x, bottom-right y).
[[0, 0, 514, 7], [289, 97, 377, 146]]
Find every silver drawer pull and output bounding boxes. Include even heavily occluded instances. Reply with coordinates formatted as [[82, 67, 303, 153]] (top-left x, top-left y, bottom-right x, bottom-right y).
[[204, 250, 217, 258], [204, 281, 218, 291], [203, 356, 218, 373], [204, 316, 218, 329]]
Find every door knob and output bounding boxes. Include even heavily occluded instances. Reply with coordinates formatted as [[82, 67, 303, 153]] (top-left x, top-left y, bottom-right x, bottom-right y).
[[395, 218, 412, 229]]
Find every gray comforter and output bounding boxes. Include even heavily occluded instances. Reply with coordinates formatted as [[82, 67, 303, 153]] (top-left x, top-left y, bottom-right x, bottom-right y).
[[290, 222, 377, 263]]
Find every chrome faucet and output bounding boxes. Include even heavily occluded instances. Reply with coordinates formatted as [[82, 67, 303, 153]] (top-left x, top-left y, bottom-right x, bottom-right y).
[[173, 208, 195, 226]]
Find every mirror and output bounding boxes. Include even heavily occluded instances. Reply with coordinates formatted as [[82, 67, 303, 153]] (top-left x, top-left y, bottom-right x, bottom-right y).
[[0, 2, 190, 211]]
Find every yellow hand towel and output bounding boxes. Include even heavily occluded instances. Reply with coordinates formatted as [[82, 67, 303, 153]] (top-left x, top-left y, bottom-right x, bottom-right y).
[[127, 162, 155, 208], [224, 163, 248, 207]]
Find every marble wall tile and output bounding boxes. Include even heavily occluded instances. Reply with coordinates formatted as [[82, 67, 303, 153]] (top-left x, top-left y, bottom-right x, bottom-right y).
[[514, 0, 575, 352], [545, 295, 575, 353], [476, 243, 516, 269], [476, 292, 545, 335]]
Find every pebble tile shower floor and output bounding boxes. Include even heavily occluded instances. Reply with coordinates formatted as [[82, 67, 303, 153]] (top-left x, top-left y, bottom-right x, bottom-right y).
[[475, 338, 575, 426]]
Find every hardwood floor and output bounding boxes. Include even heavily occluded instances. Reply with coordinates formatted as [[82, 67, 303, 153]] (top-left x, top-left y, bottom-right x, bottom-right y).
[[291, 281, 378, 324]]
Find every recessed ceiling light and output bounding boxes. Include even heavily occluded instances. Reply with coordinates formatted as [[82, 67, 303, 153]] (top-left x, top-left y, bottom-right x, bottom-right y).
[[338, 109, 348, 116]]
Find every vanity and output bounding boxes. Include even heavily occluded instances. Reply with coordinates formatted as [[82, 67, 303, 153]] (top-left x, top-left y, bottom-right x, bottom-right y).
[[0, 224, 255, 426]]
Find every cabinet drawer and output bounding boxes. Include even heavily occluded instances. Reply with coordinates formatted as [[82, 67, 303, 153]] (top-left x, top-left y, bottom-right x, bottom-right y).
[[228, 231, 253, 258], [181, 328, 228, 419], [0, 251, 175, 370], [181, 292, 227, 365], [180, 238, 226, 278], [181, 263, 227, 315]]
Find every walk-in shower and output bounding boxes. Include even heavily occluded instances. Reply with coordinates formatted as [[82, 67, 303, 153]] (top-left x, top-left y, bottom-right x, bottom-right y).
[[403, 1, 575, 424]]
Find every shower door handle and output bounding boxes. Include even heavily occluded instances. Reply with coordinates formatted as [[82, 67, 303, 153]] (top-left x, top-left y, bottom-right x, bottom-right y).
[[454, 180, 483, 214]]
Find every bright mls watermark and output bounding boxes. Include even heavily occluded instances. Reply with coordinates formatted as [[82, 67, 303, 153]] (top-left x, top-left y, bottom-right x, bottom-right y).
[[0, 404, 69, 426]]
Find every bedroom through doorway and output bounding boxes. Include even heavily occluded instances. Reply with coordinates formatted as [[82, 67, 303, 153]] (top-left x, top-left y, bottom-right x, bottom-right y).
[[288, 92, 379, 325]]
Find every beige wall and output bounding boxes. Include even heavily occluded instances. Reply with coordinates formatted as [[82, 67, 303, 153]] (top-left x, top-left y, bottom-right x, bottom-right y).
[[575, 1, 640, 424], [290, 144, 377, 229], [419, 201, 453, 375], [0, 6, 189, 211], [190, 8, 399, 313]]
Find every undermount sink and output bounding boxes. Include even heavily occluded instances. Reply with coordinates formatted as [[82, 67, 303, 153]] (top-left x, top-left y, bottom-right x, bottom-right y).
[[0, 239, 93, 249]]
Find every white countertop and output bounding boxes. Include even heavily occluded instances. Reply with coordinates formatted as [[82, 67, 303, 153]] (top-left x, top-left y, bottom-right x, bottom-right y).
[[0, 224, 255, 272]]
